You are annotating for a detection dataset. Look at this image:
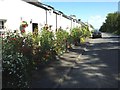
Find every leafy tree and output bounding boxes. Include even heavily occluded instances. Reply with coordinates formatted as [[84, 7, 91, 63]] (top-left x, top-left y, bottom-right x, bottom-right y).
[[99, 12, 120, 35]]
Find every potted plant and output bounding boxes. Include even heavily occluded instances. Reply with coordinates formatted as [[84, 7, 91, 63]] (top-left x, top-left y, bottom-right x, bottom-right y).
[[20, 21, 28, 35]]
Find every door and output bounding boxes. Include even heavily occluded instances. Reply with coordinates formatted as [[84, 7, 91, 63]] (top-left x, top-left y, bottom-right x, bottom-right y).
[[32, 23, 38, 36]]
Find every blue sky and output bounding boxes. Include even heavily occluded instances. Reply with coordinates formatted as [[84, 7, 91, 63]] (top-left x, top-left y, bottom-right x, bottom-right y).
[[41, 1, 118, 29]]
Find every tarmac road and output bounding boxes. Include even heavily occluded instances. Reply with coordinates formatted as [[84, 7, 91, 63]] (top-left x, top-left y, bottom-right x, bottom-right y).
[[58, 33, 120, 88]]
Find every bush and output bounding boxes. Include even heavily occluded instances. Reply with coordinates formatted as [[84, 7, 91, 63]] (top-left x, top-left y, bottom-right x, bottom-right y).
[[71, 28, 82, 45], [81, 28, 91, 38], [2, 26, 91, 88], [2, 33, 34, 88], [38, 29, 56, 63], [2, 30, 56, 88], [55, 29, 69, 55]]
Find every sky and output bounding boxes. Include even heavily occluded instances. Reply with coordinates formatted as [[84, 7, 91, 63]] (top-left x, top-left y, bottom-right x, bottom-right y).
[[40, 1, 119, 29]]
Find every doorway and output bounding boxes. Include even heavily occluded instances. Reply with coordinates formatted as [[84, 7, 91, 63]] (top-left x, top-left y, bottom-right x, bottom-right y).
[[32, 23, 38, 32]]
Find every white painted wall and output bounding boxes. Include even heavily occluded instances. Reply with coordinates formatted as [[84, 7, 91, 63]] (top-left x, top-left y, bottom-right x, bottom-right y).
[[57, 14, 62, 29], [88, 24, 94, 32], [47, 10, 56, 32], [72, 21, 76, 28], [0, 0, 81, 34], [65, 18, 71, 33], [76, 22, 81, 28], [0, 0, 46, 33], [61, 16, 68, 30]]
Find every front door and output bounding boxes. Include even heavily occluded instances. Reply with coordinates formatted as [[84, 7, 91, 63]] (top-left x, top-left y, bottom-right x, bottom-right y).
[[32, 23, 38, 33]]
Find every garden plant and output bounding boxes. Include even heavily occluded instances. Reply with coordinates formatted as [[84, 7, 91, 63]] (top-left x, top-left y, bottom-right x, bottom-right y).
[[2, 24, 91, 88]]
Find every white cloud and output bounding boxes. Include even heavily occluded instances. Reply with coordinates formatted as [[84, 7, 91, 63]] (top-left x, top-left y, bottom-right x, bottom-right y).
[[88, 15, 106, 29]]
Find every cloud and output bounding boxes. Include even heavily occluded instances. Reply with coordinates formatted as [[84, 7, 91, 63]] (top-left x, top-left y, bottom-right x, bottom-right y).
[[88, 15, 106, 29]]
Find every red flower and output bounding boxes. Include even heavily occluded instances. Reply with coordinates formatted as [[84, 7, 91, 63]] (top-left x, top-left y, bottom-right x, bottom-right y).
[[9, 38, 16, 41], [13, 38, 16, 40], [21, 21, 28, 28], [21, 29, 25, 33]]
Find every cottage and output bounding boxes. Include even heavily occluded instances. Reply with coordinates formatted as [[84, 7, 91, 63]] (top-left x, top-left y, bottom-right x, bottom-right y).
[[0, 0, 81, 34], [0, 0, 48, 34]]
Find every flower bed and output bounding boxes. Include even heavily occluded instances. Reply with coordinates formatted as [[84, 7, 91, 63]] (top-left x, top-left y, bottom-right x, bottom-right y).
[[2, 26, 91, 88], [2, 29, 56, 88]]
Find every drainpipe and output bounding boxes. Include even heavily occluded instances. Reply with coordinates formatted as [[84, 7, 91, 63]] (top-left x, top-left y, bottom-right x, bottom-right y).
[[56, 14, 57, 31], [71, 19, 73, 29], [46, 10, 47, 24]]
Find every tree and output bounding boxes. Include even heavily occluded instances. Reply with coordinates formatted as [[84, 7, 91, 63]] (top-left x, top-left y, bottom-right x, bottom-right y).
[[99, 12, 120, 35]]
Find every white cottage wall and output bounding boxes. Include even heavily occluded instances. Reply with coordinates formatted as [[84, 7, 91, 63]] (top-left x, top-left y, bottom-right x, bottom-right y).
[[0, 0, 46, 33], [0, 0, 81, 34], [47, 10, 57, 32], [56, 14, 62, 30]]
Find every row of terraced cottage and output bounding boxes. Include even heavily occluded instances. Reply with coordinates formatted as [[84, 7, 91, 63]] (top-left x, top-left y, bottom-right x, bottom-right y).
[[0, 0, 92, 34]]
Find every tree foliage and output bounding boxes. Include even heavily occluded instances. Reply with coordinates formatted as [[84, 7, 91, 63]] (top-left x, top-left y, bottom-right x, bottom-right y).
[[99, 12, 120, 35]]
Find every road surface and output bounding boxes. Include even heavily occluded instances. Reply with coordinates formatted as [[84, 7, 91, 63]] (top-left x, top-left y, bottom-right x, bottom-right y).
[[58, 33, 119, 88]]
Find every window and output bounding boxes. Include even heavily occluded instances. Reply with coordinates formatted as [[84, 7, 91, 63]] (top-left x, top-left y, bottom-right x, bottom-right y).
[[0, 20, 7, 35], [0, 21, 4, 29]]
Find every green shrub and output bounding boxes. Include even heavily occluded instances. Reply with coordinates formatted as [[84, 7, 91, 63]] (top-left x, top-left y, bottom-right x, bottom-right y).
[[55, 29, 69, 55], [38, 29, 56, 63], [2, 33, 34, 88], [2, 26, 91, 88], [71, 28, 82, 45], [81, 28, 91, 38]]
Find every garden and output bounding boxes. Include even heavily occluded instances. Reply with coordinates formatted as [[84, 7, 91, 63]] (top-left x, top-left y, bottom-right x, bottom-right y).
[[2, 22, 91, 88]]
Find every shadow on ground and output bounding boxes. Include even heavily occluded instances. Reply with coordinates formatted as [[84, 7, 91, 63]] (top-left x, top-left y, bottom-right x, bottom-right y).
[[58, 37, 119, 88], [30, 37, 119, 88]]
